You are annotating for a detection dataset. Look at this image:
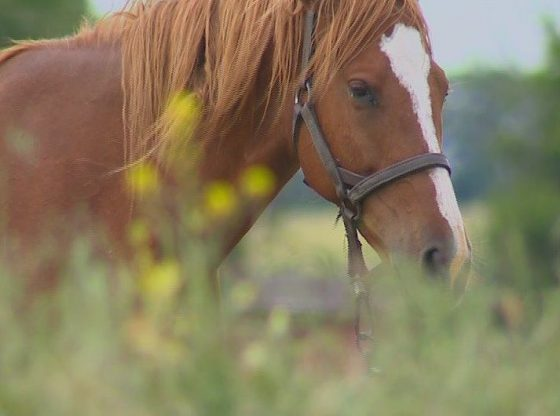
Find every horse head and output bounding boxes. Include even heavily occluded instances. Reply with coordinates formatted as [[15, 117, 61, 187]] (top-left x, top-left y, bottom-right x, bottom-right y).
[[295, 6, 471, 285]]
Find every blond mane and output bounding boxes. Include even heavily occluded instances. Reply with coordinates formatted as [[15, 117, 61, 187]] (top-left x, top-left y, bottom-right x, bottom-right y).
[[1, 0, 430, 167]]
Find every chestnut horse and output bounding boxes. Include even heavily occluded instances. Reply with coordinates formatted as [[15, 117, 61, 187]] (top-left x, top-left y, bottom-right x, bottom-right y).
[[0, 0, 471, 285]]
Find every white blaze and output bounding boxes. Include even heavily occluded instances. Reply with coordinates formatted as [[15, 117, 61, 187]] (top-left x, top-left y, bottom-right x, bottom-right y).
[[380, 24, 465, 246]]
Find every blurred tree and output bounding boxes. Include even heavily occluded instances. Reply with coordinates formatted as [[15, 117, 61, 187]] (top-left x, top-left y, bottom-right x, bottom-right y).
[[487, 22, 560, 290], [0, 0, 90, 46], [443, 71, 535, 201]]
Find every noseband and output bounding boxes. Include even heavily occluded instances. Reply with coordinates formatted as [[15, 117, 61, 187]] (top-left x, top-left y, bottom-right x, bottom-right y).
[[292, 11, 452, 361]]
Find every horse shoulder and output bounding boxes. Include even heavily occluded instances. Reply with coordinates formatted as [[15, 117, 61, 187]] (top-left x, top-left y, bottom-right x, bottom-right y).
[[0, 43, 130, 242]]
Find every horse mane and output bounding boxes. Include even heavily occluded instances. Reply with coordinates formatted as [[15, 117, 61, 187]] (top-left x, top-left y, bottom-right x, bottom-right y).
[[1, 0, 430, 167]]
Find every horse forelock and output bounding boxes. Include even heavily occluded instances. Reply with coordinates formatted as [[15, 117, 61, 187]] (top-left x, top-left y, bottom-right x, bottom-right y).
[[84, 0, 430, 167]]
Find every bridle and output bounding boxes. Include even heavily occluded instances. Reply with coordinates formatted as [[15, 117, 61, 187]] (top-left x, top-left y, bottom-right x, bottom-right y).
[[292, 10, 452, 364]]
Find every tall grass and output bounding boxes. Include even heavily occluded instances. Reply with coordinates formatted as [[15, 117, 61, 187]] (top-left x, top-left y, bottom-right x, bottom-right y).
[[1, 218, 559, 415]]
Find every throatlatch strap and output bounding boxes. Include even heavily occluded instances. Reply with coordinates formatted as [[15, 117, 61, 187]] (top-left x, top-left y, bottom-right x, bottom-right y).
[[300, 104, 349, 204], [292, 10, 317, 154], [297, 101, 367, 278]]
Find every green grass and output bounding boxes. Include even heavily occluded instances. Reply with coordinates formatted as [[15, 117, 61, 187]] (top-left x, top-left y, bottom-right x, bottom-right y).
[[232, 203, 486, 280], [231, 208, 380, 280], [0, 205, 559, 415]]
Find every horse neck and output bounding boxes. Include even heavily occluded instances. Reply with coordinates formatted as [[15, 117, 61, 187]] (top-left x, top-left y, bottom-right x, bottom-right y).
[[200, 116, 297, 179], [198, 107, 300, 258]]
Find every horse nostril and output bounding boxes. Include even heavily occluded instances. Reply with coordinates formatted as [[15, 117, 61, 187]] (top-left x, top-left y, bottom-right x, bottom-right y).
[[421, 245, 451, 278]]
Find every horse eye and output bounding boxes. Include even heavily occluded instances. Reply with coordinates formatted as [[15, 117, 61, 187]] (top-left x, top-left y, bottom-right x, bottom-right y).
[[348, 82, 378, 107]]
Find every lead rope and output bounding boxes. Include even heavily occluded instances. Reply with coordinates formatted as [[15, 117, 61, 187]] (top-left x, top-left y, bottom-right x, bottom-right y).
[[342, 215, 378, 374], [293, 9, 377, 374]]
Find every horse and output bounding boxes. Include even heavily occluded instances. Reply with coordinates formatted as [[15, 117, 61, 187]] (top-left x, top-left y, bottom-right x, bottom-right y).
[[0, 0, 471, 289]]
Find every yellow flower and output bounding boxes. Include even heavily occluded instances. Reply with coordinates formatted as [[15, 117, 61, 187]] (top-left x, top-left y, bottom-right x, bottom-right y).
[[126, 315, 161, 357], [240, 165, 276, 199], [126, 162, 160, 197], [6, 127, 36, 161], [166, 91, 202, 139], [126, 315, 187, 363], [204, 181, 238, 219], [242, 341, 268, 371], [128, 220, 150, 247], [139, 260, 181, 302], [230, 281, 258, 310], [268, 307, 291, 337]]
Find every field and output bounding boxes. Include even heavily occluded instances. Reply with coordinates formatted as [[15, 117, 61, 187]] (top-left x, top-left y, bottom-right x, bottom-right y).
[[233, 202, 487, 280], [1, 203, 559, 415]]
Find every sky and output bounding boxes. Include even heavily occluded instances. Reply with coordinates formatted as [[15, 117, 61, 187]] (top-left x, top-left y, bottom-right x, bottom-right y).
[[92, 0, 560, 73]]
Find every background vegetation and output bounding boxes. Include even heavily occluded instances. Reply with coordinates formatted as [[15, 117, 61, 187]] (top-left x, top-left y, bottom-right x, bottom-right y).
[[0, 0, 90, 46], [1, 1, 559, 414]]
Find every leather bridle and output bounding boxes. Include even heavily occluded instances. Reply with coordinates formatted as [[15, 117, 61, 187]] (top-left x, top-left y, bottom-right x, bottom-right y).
[[292, 10, 452, 362]]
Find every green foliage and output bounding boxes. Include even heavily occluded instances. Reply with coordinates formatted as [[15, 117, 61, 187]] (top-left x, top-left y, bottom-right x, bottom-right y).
[[544, 20, 560, 78], [482, 25, 560, 290], [0, 0, 90, 46], [488, 184, 560, 289], [443, 71, 536, 201], [1, 239, 559, 415]]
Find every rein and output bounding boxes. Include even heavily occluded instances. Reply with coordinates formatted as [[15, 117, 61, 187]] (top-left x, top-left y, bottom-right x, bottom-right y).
[[292, 10, 452, 367]]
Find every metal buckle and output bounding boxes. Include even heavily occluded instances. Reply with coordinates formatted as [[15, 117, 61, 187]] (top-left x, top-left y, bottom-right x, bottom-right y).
[[294, 79, 312, 106], [340, 199, 361, 224]]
